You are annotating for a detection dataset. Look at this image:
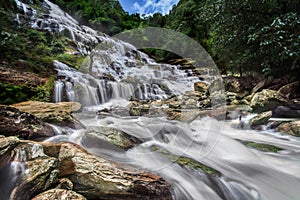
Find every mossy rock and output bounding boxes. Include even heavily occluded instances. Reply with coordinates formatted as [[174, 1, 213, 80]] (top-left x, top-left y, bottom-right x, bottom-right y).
[[241, 141, 283, 152], [151, 146, 220, 175]]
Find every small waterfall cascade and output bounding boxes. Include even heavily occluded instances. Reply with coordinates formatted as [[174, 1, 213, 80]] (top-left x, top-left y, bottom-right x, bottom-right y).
[[53, 34, 207, 106], [54, 79, 64, 103], [13, 0, 103, 54]]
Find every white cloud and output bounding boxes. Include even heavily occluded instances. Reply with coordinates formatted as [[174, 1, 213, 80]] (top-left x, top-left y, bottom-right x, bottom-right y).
[[133, 0, 179, 15]]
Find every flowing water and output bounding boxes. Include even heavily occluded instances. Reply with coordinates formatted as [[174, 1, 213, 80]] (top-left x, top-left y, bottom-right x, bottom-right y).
[[12, 0, 300, 199], [46, 111, 300, 200]]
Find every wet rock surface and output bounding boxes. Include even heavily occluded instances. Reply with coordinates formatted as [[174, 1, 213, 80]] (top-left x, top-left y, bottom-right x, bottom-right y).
[[0, 137, 173, 200], [84, 126, 142, 149], [57, 143, 173, 199], [0, 105, 55, 140], [273, 105, 300, 118], [32, 189, 87, 200], [249, 111, 272, 128], [12, 101, 83, 129], [277, 120, 300, 136]]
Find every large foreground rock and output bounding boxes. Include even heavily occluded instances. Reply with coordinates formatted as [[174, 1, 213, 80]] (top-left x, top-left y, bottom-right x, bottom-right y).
[[277, 121, 300, 136], [12, 101, 83, 129], [0, 105, 55, 140], [57, 143, 173, 199], [250, 89, 286, 113], [0, 138, 59, 200], [0, 137, 173, 200]]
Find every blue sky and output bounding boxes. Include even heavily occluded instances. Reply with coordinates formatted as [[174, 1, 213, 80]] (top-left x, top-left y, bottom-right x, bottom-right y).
[[119, 0, 179, 15]]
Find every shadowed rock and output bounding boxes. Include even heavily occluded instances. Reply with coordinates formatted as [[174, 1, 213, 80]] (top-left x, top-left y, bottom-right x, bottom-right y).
[[12, 101, 83, 129], [0, 105, 55, 140]]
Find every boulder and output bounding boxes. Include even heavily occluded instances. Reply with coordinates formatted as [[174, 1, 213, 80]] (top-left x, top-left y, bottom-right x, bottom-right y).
[[252, 77, 290, 93], [277, 120, 300, 136], [32, 189, 87, 200], [274, 106, 300, 118], [278, 81, 299, 99], [208, 78, 224, 94], [57, 143, 173, 199], [10, 143, 59, 200], [249, 111, 272, 127], [0, 138, 173, 200], [223, 76, 255, 98], [12, 101, 83, 129], [194, 81, 208, 93], [166, 107, 227, 122], [84, 126, 142, 150], [0, 105, 55, 140], [250, 89, 287, 113], [0, 136, 20, 156], [226, 104, 253, 113], [55, 178, 73, 190]]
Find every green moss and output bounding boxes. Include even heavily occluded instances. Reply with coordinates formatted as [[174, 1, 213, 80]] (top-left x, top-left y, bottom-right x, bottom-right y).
[[242, 141, 283, 152], [151, 146, 220, 175], [158, 83, 171, 95], [55, 53, 85, 70], [31, 76, 55, 102]]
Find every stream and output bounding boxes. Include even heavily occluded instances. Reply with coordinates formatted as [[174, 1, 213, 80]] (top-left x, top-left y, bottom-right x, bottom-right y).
[[12, 0, 300, 199]]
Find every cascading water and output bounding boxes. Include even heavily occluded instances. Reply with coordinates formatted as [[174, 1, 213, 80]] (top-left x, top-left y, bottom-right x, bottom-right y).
[[46, 113, 300, 200], [54, 79, 64, 102], [12, 0, 300, 199]]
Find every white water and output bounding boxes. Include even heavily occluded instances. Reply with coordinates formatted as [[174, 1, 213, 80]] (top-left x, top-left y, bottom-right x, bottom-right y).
[[12, 1, 300, 199], [14, 0, 103, 54], [47, 114, 300, 200]]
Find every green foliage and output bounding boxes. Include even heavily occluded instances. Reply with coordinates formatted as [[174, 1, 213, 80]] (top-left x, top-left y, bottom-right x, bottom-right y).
[[31, 76, 55, 102], [51, 0, 142, 35], [0, 82, 31, 104], [55, 53, 85, 69], [0, 25, 72, 75], [141, 0, 299, 79], [0, 76, 55, 104], [205, 0, 300, 77]]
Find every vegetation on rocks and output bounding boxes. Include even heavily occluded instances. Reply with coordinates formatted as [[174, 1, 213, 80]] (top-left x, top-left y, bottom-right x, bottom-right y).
[[241, 141, 283, 153], [151, 146, 220, 175]]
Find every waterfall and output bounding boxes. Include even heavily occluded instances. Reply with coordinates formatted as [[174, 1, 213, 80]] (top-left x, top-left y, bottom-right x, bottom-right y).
[[10, 1, 300, 199], [54, 80, 64, 103]]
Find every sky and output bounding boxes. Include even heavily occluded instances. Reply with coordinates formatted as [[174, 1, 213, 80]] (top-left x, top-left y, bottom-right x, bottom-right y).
[[119, 0, 179, 16]]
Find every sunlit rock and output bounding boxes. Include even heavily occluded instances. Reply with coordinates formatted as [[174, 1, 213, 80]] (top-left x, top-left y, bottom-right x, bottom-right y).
[[57, 143, 173, 199], [250, 89, 287, 113], [32, 189, 86, 200], [277, 120, 300, 136], [249, 111, 272, 128]]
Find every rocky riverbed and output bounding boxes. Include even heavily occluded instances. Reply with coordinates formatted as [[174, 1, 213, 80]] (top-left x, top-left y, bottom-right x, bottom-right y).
[[0, 75, 299, 199]]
